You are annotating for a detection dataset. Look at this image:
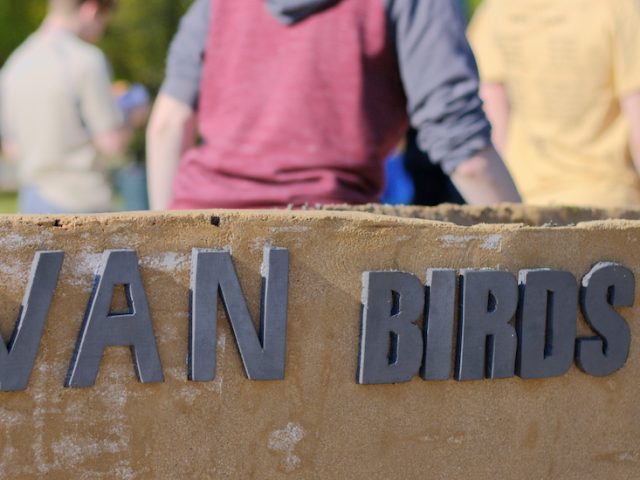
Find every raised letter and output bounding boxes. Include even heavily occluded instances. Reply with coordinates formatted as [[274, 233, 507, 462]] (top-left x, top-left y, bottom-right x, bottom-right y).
[[358, 272, 424, 385], [65, 250, 164, 388], [421, 269, 456, 381], [576, 263, 634, 377], [0, 252, 63, 391], [189, 247, 289, 381], [456, 270, 518, 381], [516, 270, 577, 379]]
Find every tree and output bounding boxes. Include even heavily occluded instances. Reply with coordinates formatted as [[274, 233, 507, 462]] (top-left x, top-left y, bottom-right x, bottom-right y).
[[0, 1, 46, 66], [0, 0, 190, 94], [101, 0, 192, 94]]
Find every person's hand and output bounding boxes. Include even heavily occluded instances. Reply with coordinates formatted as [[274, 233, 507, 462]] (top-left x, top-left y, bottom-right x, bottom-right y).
[[128, 104, 150, 129], [114, 82, 151, 128], [450, 145, 521, 204]]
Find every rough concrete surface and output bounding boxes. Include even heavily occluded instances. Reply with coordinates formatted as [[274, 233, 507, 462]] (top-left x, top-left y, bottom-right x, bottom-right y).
[[0, 206, 638, 479]]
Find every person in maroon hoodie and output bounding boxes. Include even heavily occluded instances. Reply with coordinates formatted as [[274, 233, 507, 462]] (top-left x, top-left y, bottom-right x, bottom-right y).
[[146, 0, 520, 210]]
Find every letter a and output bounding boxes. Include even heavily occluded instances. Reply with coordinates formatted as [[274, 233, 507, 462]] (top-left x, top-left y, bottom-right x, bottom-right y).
[[66, 250, 164, 388]]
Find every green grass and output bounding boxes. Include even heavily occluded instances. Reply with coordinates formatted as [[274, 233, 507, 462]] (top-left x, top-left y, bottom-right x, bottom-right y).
[[0, 191, 17, 214]]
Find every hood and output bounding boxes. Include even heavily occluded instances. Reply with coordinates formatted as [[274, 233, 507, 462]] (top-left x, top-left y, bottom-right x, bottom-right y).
[[265, 0, 339, 24]]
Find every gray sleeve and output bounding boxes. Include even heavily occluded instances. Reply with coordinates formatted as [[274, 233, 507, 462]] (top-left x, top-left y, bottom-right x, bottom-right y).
[[160, 0, 210, 109], [386, 0, 492, 174]]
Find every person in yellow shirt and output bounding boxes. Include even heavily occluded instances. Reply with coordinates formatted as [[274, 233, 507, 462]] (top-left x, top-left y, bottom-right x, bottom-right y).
[[468, 0, 640, 207]]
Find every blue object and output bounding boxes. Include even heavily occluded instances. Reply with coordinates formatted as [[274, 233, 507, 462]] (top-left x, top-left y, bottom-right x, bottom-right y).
[[117, 84, 150, 114], [380, 152, 415, 205]]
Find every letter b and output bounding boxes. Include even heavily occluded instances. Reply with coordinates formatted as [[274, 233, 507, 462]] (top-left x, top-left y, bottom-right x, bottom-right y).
[[357, 272, 424, 385]]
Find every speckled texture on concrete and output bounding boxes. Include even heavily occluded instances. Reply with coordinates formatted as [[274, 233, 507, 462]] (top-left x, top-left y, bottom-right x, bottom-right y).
[[0, 208, 638, 479]]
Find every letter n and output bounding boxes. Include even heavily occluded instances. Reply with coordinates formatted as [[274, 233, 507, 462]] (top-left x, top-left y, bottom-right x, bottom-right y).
[[65, 250, 164, 388], [0, 252, 63, 391], [189, 247, 289, 381]]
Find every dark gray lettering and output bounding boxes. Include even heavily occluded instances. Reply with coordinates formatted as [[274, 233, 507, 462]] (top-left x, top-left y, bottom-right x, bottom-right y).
[[516, 270, 577, 379], [421, 269, 456, 381], [65, 250, 164, 388], [358, 272, 424, 384], [456, 270, 518, 381], [576, 263, 634, 377], [0, 252, 63, 392], [189, 247, 289, 381]]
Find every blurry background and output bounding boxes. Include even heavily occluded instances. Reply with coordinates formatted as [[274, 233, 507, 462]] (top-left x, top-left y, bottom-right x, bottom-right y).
[[0, 0, 481, 213], [0, 0, 193, 212], [0, 0, 192, 94]]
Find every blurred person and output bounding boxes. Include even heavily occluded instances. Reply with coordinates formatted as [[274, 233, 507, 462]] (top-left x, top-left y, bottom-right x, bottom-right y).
[[113, 81, 152, 211], [147, 0, 520, 210], [469, 0, 640, 207], [0, 0, 143, 214]]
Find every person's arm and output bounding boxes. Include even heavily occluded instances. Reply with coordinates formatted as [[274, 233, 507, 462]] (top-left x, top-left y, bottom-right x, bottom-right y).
[[0, 76, 18, 161], [0, 137, 18, 161], [479, 82, 510, 155], [146, 0, 209, 210], [79, 51, 131, 157], [468, 0, 509, 156], [622, 92, 640, 174], [146, 94, 195, 210], [450, 145, 520, 204], [387, 0, 520, 204], [93, 128, 131, 157], [613, 1, 640, 176], [94, 95, 150, 157]]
